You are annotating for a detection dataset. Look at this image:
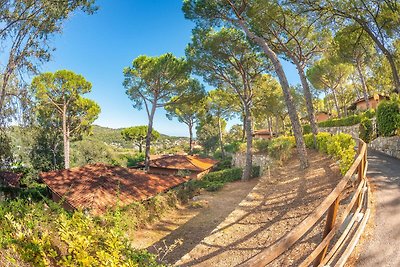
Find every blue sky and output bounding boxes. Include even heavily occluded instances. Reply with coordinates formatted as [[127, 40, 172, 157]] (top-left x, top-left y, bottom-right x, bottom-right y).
[[42, 0, 300, 137]]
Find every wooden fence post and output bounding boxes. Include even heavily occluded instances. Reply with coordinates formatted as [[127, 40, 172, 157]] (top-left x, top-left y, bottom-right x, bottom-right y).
[[313, 197, 340, 266]]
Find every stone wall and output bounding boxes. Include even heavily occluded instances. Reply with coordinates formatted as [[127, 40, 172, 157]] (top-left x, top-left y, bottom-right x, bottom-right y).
[[232, 153, 273, 176], [319, 124, 360, 138], [369, 136, 400, 159]]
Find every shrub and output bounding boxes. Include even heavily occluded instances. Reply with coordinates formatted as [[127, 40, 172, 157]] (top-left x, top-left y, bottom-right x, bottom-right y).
[[251, 166, 261, 178], [315, 132, 331, 153], [268, 136, 295, 162], [213, 157, 232, 171], [318, 110, 376, 128], [303, 133, 315, 148], [359, 117, 374, 143], [253, 139, 270, 153], [224, 141, 243, 154], [376, 98, 400, 137], [302, 124, 312, 134]]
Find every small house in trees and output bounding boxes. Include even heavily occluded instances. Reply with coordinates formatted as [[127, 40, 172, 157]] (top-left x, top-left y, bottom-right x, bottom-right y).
[[315, 111, 331, 123], [252, 129, 275, 140], [350, 94, 389, 111], [145, 154, 218, 179], [39, 163, 190, 214]]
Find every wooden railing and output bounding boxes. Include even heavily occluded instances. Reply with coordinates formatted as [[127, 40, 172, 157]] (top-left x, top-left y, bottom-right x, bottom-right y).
[[239, 138, 370, 267]]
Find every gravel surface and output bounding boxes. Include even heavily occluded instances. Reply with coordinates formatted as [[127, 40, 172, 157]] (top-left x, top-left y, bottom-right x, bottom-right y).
[[176, 150, 342, 267]]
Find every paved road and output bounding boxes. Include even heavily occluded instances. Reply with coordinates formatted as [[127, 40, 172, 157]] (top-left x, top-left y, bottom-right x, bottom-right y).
[[356, 149, 400, 266]]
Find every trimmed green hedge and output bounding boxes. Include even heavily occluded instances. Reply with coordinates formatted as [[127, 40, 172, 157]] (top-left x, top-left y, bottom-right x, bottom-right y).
[[317, 110, 375, 128], [189, 166, 261, 192], [376, 97, 400, 137], [304, 132, 356, 174], [359, 117, 374, 143]]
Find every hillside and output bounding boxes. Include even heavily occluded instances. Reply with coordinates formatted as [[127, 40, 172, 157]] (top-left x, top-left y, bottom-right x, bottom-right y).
[[89, 125, 189, 150]]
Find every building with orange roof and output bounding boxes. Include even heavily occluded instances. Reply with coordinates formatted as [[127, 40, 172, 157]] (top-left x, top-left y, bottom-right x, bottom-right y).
[[39, 163, 191, 215], [146, 154, 218, 179], [252, 129, 275, 140]]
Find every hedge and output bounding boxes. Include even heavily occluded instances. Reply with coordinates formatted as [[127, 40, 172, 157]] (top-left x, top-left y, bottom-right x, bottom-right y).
[[376, 97, 400, 137], [359, 117, 374, 143], [317, 110, 375, 128], [304, 132, 356, 174]]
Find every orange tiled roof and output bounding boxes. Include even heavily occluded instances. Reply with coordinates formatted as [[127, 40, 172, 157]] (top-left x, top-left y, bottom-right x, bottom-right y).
[[39, 163, 190, 214], [148, 155, 218, 172], [253, 129, 275, 135]]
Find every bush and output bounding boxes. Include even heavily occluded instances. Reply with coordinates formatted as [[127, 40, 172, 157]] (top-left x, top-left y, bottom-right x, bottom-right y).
[[251, 166, 261, 178], [376, 98, 400, 137], [213, 158, 232, 171], [318, 110, 376, 128], [268, 136, 295, 162], [253, 139, 270, 153], [302, 124, 312, 134], [0, 199, 161, 267], [359, 117, 374, 143]]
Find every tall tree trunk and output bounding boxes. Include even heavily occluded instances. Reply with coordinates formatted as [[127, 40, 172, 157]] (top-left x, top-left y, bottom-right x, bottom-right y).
[[296, 63, 318, 147], [144, 103, 157, 170], [0, 72, 12, 120], [62, 104, 70, 169], [356, 59, 370, 109], [188, 122, 193, 154], [242, 104, 253, 180], [138, 143, 142, 153], [238, 21, 308, 168], [241, 112, 246, 142], [331, 89, 341, 118], [267, 116, 273, 136], [217, 116, 225, 158]]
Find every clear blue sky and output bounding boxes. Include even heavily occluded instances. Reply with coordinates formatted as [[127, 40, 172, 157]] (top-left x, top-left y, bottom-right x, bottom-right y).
[[42, 0, 300, 137]]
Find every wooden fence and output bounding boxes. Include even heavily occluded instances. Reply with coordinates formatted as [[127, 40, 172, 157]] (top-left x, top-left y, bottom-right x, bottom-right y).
[[239, 138, 370, 267]]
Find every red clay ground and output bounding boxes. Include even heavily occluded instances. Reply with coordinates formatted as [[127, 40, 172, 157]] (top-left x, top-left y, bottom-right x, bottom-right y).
[[132, 149, 343, 266]]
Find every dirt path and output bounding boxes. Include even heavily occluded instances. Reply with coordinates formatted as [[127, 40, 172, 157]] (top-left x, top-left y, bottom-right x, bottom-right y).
[[175, 150, 342, 267], [355, 150, 400, 266], [131, 178, 259, 263]]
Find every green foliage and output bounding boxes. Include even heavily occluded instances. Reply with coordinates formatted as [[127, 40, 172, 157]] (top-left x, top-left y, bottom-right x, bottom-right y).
[[359, 117, 374, 143], [302, 124, 312, 134], [376, 97, 400, 137], [70, 139, 119, 167], [0, 129, 13, 168], [213, 157, 232, 171], [125, 153, 145, 167], [0, 199, 162, 267], [253, 139, 270, 153], [224, 141, 243, 154], [304, 132, 356, 174], [121, 126, 160, 153], [268, 136, 296, 162], [318, 110, 376, 128]]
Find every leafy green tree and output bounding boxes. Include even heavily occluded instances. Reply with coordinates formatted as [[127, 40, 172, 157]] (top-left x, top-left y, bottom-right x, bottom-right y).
[[206, 89, 237, 159], [307, 58, 354, 117], [196, 115, 227, 155], [187, 27, 267, 179], [120, 126, 160, 153], [183, 0, 309, 168], [300, 0, 400, 92], [71, 139, 118, 167], [334, 24, 376, 108], [165, 79, 206, 153], [123, 53, 190, 170], [252, 74, 286, 135], [31, 70, 100, 169], [0, 129, 13, 168], [0, 0, 97, 119]]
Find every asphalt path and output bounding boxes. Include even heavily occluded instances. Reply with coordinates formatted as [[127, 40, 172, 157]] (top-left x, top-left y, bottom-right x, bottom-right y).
[[356, 149, 400, 266]]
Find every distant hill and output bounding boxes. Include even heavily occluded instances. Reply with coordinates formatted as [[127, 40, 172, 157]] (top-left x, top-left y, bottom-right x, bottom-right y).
[[89, 125, 189, 150]]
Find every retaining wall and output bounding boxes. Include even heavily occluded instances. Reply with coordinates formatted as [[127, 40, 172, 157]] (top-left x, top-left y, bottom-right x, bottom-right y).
[[368, 136, 400, 159]]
